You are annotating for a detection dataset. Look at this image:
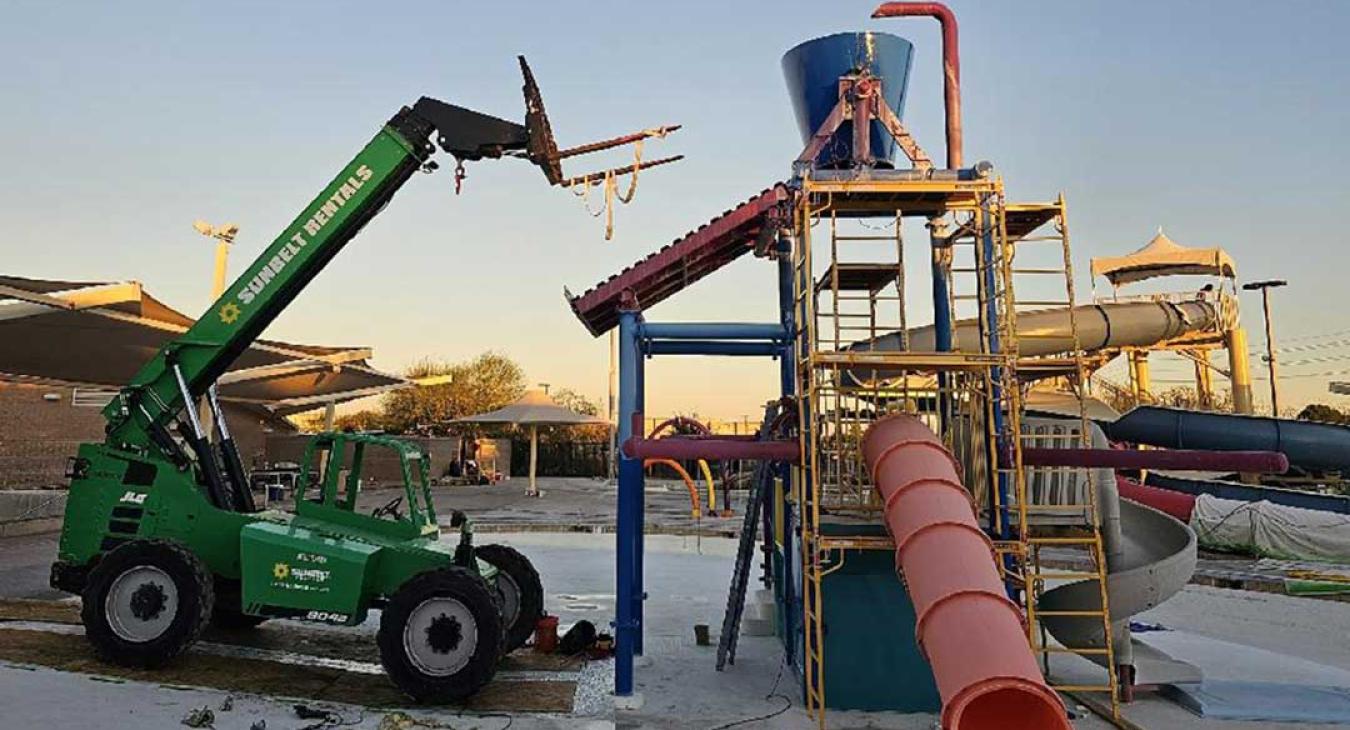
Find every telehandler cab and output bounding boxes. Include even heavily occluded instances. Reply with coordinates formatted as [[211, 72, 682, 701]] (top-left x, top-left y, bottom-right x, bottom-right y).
[[49, 57, 677, 701]]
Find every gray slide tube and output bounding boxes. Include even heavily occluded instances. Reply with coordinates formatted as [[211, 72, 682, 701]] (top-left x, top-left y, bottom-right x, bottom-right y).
[[1104, 406, 1350, 474], [845, 300, 1219, 381]]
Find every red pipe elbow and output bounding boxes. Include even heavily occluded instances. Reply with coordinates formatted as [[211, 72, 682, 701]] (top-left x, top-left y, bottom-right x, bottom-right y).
[[871, 2, 963, 169]]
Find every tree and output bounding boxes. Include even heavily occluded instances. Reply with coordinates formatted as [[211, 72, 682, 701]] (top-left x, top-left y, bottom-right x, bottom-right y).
[[551, 388, 600, 416], [380, 352, 526, 434], [1297, 403, 1348, 425], [539, 388, 608, 443], [292, 408, 386, 433], [333, 410, 387, 432]]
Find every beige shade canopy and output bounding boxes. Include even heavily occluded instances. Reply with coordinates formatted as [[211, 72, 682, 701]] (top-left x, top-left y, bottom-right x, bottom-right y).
[[0, 275, 408, 415], [453, 389, 610, 426], [454, 390, 609, 497], [1090, 230, 1236, 287]]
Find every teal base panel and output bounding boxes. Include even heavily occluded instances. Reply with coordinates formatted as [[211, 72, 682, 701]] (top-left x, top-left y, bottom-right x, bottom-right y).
[[820, 547, 941, 711]]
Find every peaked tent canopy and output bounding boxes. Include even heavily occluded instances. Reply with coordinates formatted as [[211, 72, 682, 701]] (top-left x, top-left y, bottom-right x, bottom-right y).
[[1090, 230, 1237, 287], [454, 390, 610, 495]]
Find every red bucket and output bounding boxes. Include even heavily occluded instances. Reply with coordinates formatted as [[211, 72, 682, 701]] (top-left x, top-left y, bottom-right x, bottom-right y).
[[534, 615, 559, 653]]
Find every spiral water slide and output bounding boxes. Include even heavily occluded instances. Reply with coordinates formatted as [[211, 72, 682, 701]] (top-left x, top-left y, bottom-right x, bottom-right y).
[[1025, 417, 1200, 689]]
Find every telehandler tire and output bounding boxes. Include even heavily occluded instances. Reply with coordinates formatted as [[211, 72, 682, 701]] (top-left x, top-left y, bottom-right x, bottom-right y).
[[81, 539, 214, 668], [476, 544, 544, 653], [378, 566, 503, 703], [210, 579, 268, 630]]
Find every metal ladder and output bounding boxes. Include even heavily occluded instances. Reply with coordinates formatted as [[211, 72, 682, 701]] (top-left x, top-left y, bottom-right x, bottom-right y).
[[716, 402, 781, 670], [793, 193, 828, 727], [1005, 195, 1121, 718]]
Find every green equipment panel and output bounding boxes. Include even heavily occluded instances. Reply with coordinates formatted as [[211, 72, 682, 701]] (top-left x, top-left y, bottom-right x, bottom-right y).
[[240, 521, 381, 625]]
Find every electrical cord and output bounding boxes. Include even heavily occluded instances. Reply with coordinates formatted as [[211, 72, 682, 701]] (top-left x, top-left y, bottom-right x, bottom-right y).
[[705, 660, 792, 730]]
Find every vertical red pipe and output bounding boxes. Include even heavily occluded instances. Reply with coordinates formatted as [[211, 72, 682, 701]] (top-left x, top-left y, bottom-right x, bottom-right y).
[[862, 415, 1068, 730], [870, 2, 963, 169]]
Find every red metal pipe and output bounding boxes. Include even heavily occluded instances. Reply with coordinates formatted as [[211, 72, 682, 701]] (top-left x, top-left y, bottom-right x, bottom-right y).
[[1020, 447, 1289, 474], [863, 415, 1068, 730], [871, 2, 963, 169], [622, 436, 799, 463], [1117, 476, 1196, 523]]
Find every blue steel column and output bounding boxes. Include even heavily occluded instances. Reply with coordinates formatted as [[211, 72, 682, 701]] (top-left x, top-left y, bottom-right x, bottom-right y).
[[929, 218, 953, 432], [615, 309, 642, 695], [633, 332, 646, 657], [979, 198, 1012, 541], [777, 235, 797, 398], [776, 233, 797, 665]]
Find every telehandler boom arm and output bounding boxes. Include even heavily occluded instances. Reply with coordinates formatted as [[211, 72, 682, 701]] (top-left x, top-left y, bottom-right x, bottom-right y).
[[100, 58, 674, 511]]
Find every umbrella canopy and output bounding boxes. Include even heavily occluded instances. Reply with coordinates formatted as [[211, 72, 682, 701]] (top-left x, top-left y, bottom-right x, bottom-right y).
[[454, 390, 609, 496], [1090, 230, 1236, 287], [454, 389, 609, 426]]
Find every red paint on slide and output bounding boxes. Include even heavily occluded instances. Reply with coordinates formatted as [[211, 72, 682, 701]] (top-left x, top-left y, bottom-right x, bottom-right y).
[[862, 415, 1070, 730]]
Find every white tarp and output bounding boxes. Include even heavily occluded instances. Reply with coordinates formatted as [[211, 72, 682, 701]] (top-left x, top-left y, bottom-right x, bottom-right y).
[[1191, 494, 1350, 562]]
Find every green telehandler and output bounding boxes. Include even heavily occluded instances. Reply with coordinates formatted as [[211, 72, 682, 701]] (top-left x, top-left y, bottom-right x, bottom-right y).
[[49, 57, 676, 702]]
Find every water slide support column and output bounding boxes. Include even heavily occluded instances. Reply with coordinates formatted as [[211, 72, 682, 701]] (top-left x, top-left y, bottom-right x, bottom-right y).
[[1226, 327, 1254, 415], [1192, 349, 1214, 410], [776, 233, 797, 665], [929, 218, 953, 432], [615, 306, 643, 696], [1128, 350, 1151, 403]]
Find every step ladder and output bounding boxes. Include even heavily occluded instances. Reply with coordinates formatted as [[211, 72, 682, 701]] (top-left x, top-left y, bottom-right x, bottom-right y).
[[1005, 196, 1121, 718], [715, 402, 782, 670]]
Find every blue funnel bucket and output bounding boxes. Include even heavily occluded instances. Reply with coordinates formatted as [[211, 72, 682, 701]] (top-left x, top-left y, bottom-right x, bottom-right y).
[[782, 32, 914, 168]]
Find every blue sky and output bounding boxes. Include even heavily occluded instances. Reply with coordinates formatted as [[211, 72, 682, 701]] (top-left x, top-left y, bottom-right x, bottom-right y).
[[2, 1, 1347, 418]]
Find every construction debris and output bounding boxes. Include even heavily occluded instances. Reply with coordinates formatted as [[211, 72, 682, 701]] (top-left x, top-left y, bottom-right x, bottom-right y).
[[181, 706, 214, 728]]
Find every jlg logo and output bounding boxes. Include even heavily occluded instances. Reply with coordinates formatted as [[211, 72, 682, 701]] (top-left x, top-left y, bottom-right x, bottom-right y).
[[119, 491, 148, 505]]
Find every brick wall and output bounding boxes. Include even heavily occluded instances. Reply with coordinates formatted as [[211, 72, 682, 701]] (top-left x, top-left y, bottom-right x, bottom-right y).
[[0, 381, 284, 489], [0, 383, 105, 488]]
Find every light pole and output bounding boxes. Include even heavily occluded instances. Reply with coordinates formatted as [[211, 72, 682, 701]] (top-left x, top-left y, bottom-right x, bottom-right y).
[[193, 220, 240, 299], [1242, 279, 1287, 417], [190, 220, 239, 442]]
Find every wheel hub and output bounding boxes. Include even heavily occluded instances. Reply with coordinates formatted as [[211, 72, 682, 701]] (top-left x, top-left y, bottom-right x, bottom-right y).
[[128, 583, 167, 621], [105, 565, 179, 643], [403, 597, 478, 677], [425, 613, 463, 654]]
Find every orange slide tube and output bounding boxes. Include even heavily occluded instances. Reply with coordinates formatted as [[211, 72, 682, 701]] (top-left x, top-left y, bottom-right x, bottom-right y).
[[862, 415, 1069, 730], [644, 458, 701, 517]]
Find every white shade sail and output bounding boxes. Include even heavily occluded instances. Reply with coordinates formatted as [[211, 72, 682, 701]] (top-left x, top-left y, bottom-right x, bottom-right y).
[[1090, 231, 1236, 287]]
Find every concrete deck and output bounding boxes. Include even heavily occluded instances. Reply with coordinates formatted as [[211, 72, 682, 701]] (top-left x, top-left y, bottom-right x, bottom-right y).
[[4, 478, 1350, 728]]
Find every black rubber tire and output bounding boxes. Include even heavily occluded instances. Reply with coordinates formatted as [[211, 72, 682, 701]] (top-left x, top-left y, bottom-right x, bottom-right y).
[[378, 566, 503, 703], [81, 539, 214, 668], [210, 579, 268, 630], [475, 544, 544, 654]]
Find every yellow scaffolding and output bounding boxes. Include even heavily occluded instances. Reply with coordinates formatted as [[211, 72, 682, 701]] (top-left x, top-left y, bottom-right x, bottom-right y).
[[791, 176, 1119, 726]]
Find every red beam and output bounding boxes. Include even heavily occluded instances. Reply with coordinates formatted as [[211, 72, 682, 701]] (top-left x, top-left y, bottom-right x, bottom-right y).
[[622, 436, 799, 463], [1020, 447, 1289, 474]]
